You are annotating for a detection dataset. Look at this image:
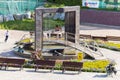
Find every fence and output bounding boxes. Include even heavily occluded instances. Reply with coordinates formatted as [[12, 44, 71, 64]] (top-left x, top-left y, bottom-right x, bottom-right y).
[[0, 0, 44, 15]]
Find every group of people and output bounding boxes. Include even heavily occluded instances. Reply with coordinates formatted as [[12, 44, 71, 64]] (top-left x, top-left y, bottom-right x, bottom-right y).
[[44, 25, 63, 39], [52, 25, 63, 38], [3, 25, 62, 42], [54, 25, 61, 31]]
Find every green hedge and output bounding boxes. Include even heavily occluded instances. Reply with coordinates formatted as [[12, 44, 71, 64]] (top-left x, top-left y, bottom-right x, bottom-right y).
[[98, 41, 120, 51], [47, 0, 119, 11], [0, 19, 64, 31], [47, 0, 82, 6], [0, 19, 35, 31]]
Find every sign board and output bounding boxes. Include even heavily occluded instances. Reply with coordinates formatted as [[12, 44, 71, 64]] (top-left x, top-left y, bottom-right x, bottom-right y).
[[82, 0, 99, 8], [77, 52, 83, 61]]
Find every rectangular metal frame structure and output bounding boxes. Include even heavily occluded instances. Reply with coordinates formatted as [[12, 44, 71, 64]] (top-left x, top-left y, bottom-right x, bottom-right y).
[[35, 6, 80, 50]]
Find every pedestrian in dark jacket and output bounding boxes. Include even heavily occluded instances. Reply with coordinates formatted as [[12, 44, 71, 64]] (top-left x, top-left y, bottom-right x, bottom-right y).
[[106, 63, 117, 76], [5, 30, 9, 42]]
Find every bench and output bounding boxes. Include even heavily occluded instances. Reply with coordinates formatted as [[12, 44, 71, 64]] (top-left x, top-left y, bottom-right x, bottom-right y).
[[62, 61, 83, 74], [47, 31, 64, 39], [0, 57, 6, 69], [92, 36, 107, 41], [106, 36, 120, 41], [34, 60, 56, 72], [0, 57, 25, 70], [80, 34, 92, 39]]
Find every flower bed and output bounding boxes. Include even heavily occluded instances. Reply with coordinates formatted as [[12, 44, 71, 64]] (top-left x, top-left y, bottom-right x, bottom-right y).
[[82, 60, 109, 73], [24, 59, 110, 73], [54, 59, 110, 73], [97, 40, 120, 51]]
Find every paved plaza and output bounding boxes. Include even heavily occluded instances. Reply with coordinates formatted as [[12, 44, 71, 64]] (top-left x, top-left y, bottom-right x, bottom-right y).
[[0, 24, 120, 80]]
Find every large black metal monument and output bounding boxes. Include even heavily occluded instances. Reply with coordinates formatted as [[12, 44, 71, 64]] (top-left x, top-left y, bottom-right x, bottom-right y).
[[35, 6, 80, 50]]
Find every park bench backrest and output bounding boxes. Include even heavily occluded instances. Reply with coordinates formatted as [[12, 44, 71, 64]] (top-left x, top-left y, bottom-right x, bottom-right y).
[[92, 36, 107, 41], [80, 34, 92, 39], [106, 36, 120, 41], [0, 57, 6, 63], [35, 60, 55, 67], [0, 57, 25, 70], [62, 61, 83, 68], [5, 58, 25, 65]]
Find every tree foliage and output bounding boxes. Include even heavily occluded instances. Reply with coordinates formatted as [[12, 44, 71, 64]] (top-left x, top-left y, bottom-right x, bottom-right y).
[[47, 0, 82, 6]]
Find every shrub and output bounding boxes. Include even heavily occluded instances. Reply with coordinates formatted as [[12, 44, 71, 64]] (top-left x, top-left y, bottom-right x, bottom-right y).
[[44, 3, 64, 8], [0, 18, 64, 31], [83, 60, 110, 73], [0, 19, 35, 31], [54, 59, 110, 73], [97, 40, 120, 51], [47, 0, 119, 11]]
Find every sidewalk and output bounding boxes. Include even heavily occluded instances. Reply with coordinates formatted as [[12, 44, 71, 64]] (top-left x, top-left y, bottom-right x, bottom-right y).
[[0, 24, 120, 80], [0, 67, 119, 80], [80, 23, 120, 37], [0, 30, 29, 58]]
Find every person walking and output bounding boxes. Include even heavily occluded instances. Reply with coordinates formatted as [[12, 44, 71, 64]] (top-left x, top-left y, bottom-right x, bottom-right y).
[[4, 30, 9, 42], [106, 63, 117, 76]]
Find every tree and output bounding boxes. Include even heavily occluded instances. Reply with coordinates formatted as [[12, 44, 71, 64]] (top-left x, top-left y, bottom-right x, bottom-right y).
[[114, 0, 118, 10]]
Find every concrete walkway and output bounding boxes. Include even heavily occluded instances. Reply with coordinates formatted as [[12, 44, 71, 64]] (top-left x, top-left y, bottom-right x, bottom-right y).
[[80, 23, 120, 37], [0, 24, 120, 80], [0, 30, 29, 58]]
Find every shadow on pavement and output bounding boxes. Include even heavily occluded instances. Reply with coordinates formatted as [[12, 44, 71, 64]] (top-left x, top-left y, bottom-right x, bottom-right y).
[[26, 69, 52, 73], [93, 74, 107, 78], [26, 70, 79, 75], [54, 71, 79, 75], [0, 50, 21, 58]]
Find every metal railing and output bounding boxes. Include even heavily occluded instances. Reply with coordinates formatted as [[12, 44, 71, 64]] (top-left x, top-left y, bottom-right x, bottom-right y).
[[18, 31, 104, 59], [43, 31, 104, 59]]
